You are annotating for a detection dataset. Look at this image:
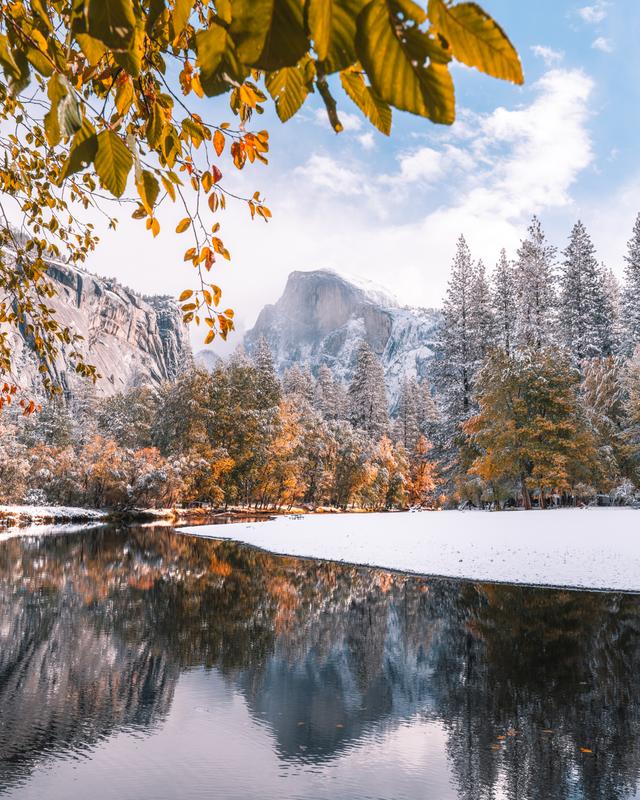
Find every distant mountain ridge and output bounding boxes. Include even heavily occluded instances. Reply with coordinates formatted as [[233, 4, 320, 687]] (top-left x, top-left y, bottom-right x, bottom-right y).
[[10, 260, 191, 397], [244, 269, 440, 401]]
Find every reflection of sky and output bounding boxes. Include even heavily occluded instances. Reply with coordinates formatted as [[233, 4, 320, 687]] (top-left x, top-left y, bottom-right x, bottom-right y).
[[11, 668, 455, 800]]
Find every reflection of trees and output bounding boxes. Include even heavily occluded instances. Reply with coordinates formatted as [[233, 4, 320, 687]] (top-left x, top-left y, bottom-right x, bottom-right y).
[[2, 527, 640, 799], [430, 584, 640, 800]]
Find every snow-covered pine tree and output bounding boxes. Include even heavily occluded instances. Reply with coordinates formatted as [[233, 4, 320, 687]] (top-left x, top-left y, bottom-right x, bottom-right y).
[[559, 221, 612, 361], [471, 259, 495, 359], [433, 235, 478, 424], [252, 335, 281, 408], [283, 364, 315, 403], [418, 378, 440, 434], [603, 267, 623, 356], [314, 365, 347, 421], [622, 213, 640, 354], [347, 340, 389, 439], [514, 216, 557, 349], [491, 248, 517, 354], [395, 377, 421, 453]]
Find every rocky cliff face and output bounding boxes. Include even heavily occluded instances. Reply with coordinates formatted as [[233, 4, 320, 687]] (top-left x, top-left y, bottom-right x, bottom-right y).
[[245, 269, 440, 401], [10, 261, 191, 397]]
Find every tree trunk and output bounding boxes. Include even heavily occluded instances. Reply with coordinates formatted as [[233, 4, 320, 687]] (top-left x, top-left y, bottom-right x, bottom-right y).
[[521, 474, 532, 510]]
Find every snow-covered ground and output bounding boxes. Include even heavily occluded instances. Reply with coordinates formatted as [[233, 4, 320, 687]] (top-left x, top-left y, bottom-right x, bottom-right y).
[[179, 508, 640, 592], [0, 505, 108, 525]]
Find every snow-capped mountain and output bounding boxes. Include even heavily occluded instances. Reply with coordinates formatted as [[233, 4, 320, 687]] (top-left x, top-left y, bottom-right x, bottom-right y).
[[244, 269, 440, 401]]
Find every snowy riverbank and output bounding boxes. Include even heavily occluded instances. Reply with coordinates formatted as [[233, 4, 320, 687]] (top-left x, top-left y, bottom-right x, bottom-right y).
[[179, 508, 640, 592], [0, 505, 109, 526]]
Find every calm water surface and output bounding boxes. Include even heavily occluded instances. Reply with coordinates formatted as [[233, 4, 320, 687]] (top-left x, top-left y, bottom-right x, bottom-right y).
[[0, 523, 639, 800]]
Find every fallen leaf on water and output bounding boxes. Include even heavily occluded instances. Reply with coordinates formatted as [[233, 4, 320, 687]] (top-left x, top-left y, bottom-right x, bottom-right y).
[[580, 747, 593, 753], [497, 736, 506, 741], [490, 744, 501, 751]]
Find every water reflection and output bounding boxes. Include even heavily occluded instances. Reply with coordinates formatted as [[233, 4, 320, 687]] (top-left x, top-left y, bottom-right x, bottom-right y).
[[0, 525, 639, 799]]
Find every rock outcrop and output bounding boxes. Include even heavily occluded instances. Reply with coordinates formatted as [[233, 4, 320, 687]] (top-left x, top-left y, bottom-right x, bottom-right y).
[[244, 269, 440, 401], [10, 261, 191, 397]]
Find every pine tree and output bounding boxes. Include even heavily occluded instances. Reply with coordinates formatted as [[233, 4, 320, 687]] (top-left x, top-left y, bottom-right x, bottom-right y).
[[622, 213, 640, 353], [252, 336, 281, 408], [347, 340, 389, 439], [471, 259, 495, 358], [559, 221, 611, 361], [433, 235, 478, 424], [395, 377, 421, 453], [283, 365, 315, 402], [514, 216, 557, 349], [314, 365, 347, 421], [603, 267, 623, 355], [581, 356, 629, 486], [491, 249, 517, 355]]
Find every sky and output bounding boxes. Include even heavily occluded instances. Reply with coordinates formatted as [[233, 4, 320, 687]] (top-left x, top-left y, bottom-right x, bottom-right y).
[[84, 0, 640, 353]]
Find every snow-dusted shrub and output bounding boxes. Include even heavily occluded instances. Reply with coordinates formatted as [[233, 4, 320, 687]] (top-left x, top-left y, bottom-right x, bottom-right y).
[[610, 480, 640, 506]]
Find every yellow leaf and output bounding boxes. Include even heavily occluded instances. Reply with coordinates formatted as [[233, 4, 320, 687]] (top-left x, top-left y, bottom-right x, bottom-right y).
[[179, 289, 193, 301], [428, 0, 523, 85], [356, 0, 455, 124], [306, 0, 332, 61], [176, 218, 191, 233]]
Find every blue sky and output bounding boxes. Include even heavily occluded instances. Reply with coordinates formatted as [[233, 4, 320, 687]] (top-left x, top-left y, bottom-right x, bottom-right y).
[[89, 0, 640, 350]]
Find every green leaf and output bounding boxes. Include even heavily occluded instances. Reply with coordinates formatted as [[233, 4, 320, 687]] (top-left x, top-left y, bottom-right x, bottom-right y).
[[318, 0, 366, 74], [94, 130, 133, 197], [230, 0, 273, 63], [306, 0, 332, 61], [136, 169, 160, 214], [76, 33, 108, 65], [0, 34, 20, 80], [87, 0, 137, 51], [355, 0, 454, 123], [146, 0, 166, 34], [44, 74, 67, 146], [60, 120, 98, 181], [172, 0, 193, 39], [146, 102, 164, 149], [340, 67, 391, 134], [196, 22, 229, 94], [113, 22, 145, 75], [428, 0, 523, 84], [230, 0, 308, 71], [392, 0, 426, 23], [265, 56, 314, 121]]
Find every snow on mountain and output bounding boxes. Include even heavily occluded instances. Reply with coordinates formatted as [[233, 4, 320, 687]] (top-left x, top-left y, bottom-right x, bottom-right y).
[[244, 269, 440, 402]]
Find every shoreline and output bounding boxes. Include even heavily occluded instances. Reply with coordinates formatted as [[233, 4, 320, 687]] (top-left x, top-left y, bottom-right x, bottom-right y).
[[178, 507, 640, 593]]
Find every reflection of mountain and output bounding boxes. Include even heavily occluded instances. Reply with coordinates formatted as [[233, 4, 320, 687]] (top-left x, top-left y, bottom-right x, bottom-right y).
[[1, 527, 640, 799]]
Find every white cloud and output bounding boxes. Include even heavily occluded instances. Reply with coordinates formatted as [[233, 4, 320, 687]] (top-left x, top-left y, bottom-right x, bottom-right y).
[[592, 36, 613, 52], [358, 132, 375, 151], [293, 153, 365, 195], [530, 45, 564, 65], [395, 147, 444, 183], [577, 2, 608, 23]]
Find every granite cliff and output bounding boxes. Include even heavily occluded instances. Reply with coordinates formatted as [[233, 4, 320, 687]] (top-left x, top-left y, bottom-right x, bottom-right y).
[[244, 269, 440, 401], [10, 261, 191, 397]]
